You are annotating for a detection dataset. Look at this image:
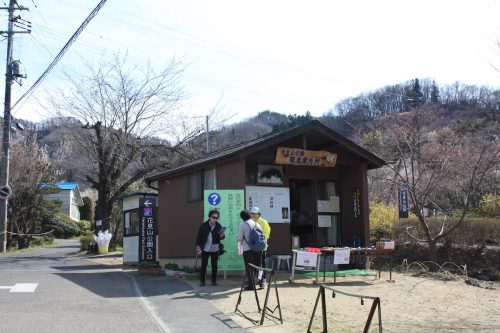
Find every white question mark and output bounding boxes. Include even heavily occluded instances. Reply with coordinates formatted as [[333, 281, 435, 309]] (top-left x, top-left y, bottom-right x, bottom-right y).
[[210, 193, 218, 205]]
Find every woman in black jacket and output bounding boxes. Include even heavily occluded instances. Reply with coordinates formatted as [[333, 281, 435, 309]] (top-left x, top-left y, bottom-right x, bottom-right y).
[[195, 209, 225, 286]]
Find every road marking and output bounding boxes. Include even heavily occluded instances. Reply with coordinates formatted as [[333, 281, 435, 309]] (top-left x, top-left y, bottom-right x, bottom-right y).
[[0, 283, 38, 292], [128, 274, 171, 333], [0, 268, 122, 273]]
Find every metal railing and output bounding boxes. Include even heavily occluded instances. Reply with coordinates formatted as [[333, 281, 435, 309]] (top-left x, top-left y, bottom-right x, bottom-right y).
[[235, 262, 283, 325], [307, 284, 382, 333]]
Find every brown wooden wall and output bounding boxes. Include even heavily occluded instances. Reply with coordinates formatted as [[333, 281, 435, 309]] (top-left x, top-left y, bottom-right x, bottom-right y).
[[217, 159, 246, 189], [158, 145, 372, 259], [157, 175, 203, 258], [338, 164, 368, 246], [158, 158, 246, 259]]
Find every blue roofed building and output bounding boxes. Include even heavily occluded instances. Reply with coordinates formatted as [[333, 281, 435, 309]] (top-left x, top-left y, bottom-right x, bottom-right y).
[[42, 182, 84, 221]]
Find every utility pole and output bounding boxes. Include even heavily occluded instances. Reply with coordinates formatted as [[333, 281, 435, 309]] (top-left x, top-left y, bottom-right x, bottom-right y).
[[0, 0, 29, 253], [206, 115, 210, 154]]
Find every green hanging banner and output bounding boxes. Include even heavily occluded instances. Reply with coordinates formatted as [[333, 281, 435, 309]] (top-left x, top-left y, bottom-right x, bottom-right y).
[[204, 189, 245, 271]]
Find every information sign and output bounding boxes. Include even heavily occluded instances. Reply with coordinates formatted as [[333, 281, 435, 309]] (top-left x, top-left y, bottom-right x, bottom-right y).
[[139, 198, 157, 263], [204, 190, 245, 271]]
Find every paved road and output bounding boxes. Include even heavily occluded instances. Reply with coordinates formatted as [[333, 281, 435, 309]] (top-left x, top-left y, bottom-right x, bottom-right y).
[[0, 239, 245, 333]]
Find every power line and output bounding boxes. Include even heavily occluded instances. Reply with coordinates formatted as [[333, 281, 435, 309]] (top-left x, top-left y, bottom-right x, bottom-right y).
[[8, 0, 421, 120], [11, 0, 108, 110], [55, 0, 374, 91]]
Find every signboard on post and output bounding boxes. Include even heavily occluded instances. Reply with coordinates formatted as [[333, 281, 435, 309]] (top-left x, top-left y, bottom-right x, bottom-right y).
[[0, 185, 12, 199], [139, 197, 157, 263], [399, 187, 409, 219], [204, 190, 245, 271]]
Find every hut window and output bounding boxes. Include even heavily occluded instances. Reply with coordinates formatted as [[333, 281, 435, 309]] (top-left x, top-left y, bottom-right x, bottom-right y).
[[257, 164, 283, 184], [187, 171, 202, 201], [124, 210, 140, 235], [203, 168, 216, 190], [187, 168, 217, 202]]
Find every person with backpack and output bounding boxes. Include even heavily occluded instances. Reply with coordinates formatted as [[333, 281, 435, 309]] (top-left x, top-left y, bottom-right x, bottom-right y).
[[250, 207, 271, 288], [237, 209, 265, 290], [195, 209, 225, 287]]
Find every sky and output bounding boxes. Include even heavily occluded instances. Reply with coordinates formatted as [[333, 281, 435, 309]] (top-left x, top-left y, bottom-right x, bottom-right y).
[[2, 0, 500, 125]]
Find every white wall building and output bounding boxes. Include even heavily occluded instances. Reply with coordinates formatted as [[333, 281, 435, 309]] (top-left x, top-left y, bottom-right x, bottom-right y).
[[43, 183, 84, 221]]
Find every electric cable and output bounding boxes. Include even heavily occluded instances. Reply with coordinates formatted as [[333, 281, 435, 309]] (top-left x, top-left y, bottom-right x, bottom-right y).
[[11, 0, 108, 110]]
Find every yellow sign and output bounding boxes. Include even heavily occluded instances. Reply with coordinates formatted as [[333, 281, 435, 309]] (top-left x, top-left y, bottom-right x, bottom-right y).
[[275, 147, 337, 167]]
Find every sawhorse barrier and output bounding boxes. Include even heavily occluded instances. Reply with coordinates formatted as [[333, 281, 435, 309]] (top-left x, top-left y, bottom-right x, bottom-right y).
[[307, 284, 382, 333], [234, 263, 283, 325]]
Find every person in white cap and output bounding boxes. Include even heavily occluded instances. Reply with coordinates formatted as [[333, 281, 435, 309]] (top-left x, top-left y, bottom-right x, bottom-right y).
[[250, 206, 271, 288]]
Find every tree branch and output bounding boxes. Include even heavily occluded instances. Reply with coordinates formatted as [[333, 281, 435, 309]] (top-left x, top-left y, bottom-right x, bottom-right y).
[[405, 226, 428, 243]]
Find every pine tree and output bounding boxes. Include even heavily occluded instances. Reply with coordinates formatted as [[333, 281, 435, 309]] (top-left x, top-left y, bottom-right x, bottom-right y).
[[80, 197, 94, 222], [409, 78, 425, 108], [430, 80, 440, 104]]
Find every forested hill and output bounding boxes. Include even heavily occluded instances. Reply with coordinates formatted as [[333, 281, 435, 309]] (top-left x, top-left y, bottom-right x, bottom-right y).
[[319, 78, 499, 136], [12, 78, 500, 187], [199, 78, 499, 151]]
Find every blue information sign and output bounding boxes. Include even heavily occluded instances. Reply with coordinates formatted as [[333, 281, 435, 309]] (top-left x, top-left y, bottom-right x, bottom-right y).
[[207, 192, 222, 205], [399, 187, 409, 219]]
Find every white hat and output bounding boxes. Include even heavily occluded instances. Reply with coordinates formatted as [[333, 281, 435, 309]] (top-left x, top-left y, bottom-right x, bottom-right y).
[[250, 207, 261, 214]]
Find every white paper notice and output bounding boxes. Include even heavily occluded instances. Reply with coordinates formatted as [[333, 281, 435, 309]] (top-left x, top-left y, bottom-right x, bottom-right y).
[[296, 251, 318, 268], [317, 200, 334, 212], [317, 215, 332, 228], [384, 241, 395, 250], [333, 248, 351, 265]]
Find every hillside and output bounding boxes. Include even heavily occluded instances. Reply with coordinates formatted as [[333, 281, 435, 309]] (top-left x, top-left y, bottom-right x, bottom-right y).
[[11, 78, 499, 194]]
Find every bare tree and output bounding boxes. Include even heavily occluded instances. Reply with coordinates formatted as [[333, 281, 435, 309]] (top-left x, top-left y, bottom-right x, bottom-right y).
[[48, 54, 207, 242], [360, 107, 499, 262], [9, 135, 60, 248]]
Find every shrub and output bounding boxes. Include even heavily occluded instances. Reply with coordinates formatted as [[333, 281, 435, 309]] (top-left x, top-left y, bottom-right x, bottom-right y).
[[30, 236, 44, 247], [41, 213, 80, 238], [77, 220, 92, 233], [46, 225, 64, 238], [139, 261, 160, 268], [43, 234, 55, 244], [369, 202, 397, 242], [79, 232, 95, 252], [80, 197, 94, 221], [474, 193, 500, 218], [394, 217, 500, 246], [30, 235, 54, 247], [164, 262, 179, 270]]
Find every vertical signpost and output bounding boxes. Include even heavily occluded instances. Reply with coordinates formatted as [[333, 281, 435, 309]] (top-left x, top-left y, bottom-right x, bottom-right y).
[[139, 197, 157, 263], [399, 186, 409, 219], [352, 188, 361, 219], [204, 189, 245, 271]]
